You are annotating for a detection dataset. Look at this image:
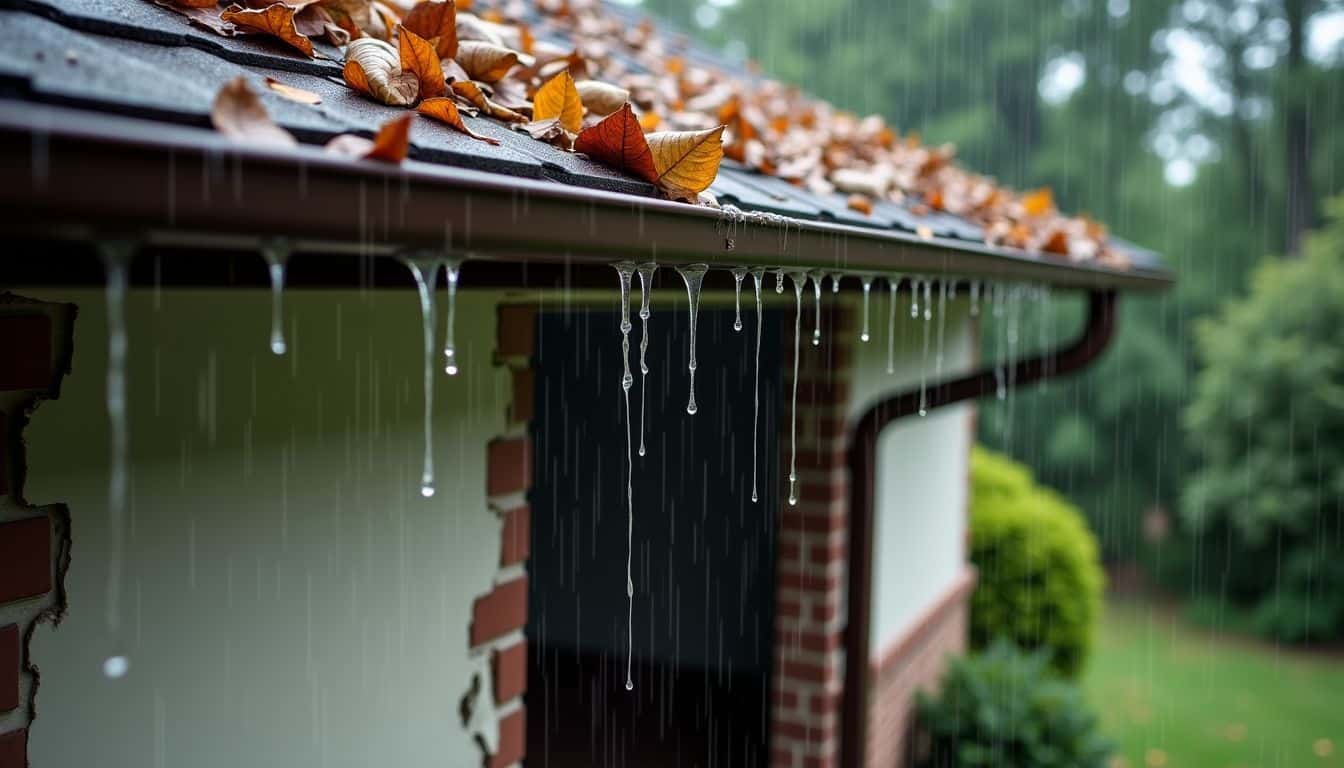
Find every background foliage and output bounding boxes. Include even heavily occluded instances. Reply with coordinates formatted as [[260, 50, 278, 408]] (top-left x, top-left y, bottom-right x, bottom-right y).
[[968, 447, 1104, 678]]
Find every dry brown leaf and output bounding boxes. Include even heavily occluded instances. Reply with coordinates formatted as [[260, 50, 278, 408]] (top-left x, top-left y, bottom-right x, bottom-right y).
[[418, 97, 500, 145], [646, 125, 724, 196], [174, 0, 218, 8], [397, 25, 447, 100], [294, 4, 350, 46], [442, 58, 471, 84], [220, 4, 314, 57], [532, 71, 582, 134], [574, 104, 657, 184], [265, 76, 322, 105], [325, 113, 413, 162], [846, 194, 873, 216], [155, 0, 238, 35], [344, 37, 419, 106], [520, 116, 574, 150], [575, 80, 627, 117], [402, 0, 458, 59], [211, 76, 297, 147], [455, 12, 506, 46], [450, 80, 527, 123], [454, 40, 519, 82]]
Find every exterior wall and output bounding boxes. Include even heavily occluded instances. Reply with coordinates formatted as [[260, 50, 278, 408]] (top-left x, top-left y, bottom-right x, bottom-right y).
[[2, 286, 532, 768], [847, 290, 976, 768]]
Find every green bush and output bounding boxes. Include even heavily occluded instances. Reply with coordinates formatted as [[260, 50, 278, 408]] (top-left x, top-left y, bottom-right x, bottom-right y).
[[1182, 196, 1344, 644], [968, 447, 1104, 678], [914, 640, 1113, 768]]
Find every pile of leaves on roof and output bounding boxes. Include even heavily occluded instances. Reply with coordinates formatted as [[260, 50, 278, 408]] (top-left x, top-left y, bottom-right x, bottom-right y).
[[162, 0, 1127, 265]]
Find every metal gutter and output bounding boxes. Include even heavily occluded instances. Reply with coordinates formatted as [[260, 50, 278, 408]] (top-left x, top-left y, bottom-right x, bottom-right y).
[[839, 289, 1119, 768], [0, 103, 1173, 292]]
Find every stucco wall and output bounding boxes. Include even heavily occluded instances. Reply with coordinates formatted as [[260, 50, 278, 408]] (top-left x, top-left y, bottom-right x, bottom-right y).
[[19, 287, 509, 768], [847, 290, 974, 657]]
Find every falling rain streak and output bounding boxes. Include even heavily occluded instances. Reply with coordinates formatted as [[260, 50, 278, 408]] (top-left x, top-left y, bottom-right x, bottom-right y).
[[808, 270, 824, 346], [404, 257, 441, 498], [442, 261, 460, 376], [612, 262, 637, 692], [786, 271, 805, 506], [860, 275, 873, 342], [749, 267, 765, 503], [676, 264, 708, 415], [263, 239, 290, 356], [636, 262, 656, 457], [919, 279, 933, 417]]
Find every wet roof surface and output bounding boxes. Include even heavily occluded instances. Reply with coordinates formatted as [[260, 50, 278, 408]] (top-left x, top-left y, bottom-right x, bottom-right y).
[[0, 0, 1165, 272]]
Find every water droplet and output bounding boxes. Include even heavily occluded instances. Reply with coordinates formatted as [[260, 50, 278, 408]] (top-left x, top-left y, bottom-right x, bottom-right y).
[[676, 264, 709, 416], [403, 257, 442, 497], [103, 655, 129, 679]]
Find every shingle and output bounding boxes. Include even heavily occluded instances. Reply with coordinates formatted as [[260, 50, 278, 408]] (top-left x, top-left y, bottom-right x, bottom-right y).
[[13, 0, 344, 77], [712, 167, 820, 220]]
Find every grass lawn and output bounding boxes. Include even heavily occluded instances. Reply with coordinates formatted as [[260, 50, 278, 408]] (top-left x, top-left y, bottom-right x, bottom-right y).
[[1085, 599, 1344, 768]]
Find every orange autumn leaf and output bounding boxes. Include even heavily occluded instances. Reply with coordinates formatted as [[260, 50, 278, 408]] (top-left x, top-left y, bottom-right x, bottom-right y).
[[402, 0, 458, 59], [264, 76, 322, 105], [211, 76, 297, 147], [846, 194, 873, 216], [345, 38, 418, 106], [418, 97, 500, 145], [450, 80, 528, 123], [397, 25, 446, 99], [638, 111, 661, 132], [325, 114, 413, 162], [220, 3, 314, 57], [1022, 187, 1054, 217], [532, 70, 582, 134], [574, 103, 657, 184], [647, 125, 724, 195]]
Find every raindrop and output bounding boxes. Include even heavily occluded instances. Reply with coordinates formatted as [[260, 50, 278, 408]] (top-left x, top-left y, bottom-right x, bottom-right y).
[[859, 275, 873, 342], [808, 270, 824, 346], [101, 240, 133, 679], [262, 239, 290, 355], [613, 261, 637, 693], [676, 264, 709, 415], [886, 277, 899, 375], [636, 262, 656, 457], [911, 277, 922, 318], [786, 271, 806, 506], [730, 266, 747, 331], [829, 272, 842, 294], [749, 267, 765, 503], [774, 269, 785, 294], [403, 257, 441, 497], [442, 260, 460, 376], [103, 655, 129, 679], [918, 279, 932, 417]]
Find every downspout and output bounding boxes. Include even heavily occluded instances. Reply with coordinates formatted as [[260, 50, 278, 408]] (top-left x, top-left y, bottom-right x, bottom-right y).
[[839, 289, 1118, 768]]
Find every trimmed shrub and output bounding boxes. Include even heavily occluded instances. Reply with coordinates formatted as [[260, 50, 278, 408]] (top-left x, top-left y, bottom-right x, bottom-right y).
[[914, 640, 1113, 768], [969, 446, 1104, 678]]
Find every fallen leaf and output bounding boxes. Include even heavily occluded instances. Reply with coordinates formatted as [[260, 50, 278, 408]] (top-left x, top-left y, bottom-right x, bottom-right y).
[[454, 40, 519, 82], [294, 4, 349, 46], [220, 4, 314, 57], [211, 76, 297, 147], [397, 25, 446, 99], [1022, 187, 1054, 217], [442, 58, 471, 83], [532, 70, 582, 134], [575, 80, 628, 117], [846, 194, 873, 215], [638, 110, 660, 132], [647, 125, 724, 195], [574, 103, 657, 184], [265, 76, 322, 105], [418, 97, 500, 145], [402, 0, 458, 59], [520, 116, 573, 150], [344, 37, 419, 106], [155, 0, 237, 35], [325, 113, 413, 162], [450, 80, 527, 122]]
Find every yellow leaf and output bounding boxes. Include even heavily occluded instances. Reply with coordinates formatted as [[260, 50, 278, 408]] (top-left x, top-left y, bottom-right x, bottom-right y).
[[532, 71, 582, 135], [1022, 187, 1054, 217], [344, 37, 418, 106], [646, 125, 724, 196]]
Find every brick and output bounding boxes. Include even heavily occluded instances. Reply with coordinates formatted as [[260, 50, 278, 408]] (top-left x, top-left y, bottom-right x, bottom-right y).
[[780, 660, 833, 686], [777, 599, 802, 619], [777, 569, 839, 592], [788, 630, 841, 655], [811, 602, 838, 625], [0, 729, 23, 768], [496, 306, 535, 361], [809, 539, 847, 567], [470, 577, 528, 648], [780, 509, 845, 536], [492, 641, 526, 704], [499, 505, 530, 567], [772, 747, 797, 768], [773, 718, 833, 742], [802, 755, 836, 768], [0, 518, 50, 604], [491, 707, 525, 768], [772, 687, 799, 711], [809, 691, 839, 715], [779, 538, 802, 564], [507, 368, 534, 425], [487, 437, 531, 498], [798, 478, 846, 505], [0, 625, 16, 712], [0, 315, 51, 391]]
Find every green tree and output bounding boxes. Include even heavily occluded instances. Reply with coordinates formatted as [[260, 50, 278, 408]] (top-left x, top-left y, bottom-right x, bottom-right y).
[[1180, 196, 1344, 642]]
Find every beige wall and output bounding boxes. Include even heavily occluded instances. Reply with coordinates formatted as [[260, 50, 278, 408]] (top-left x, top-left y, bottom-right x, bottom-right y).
[[20, 287, 509, 768], [847, 289, 974, 657]]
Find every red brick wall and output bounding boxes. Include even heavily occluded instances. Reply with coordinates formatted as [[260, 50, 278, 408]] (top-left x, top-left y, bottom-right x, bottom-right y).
[[464, 303, 536, 768], [0, 294, 76, 768], [864, 571, 975, 768], [772, 297, 855, 768]]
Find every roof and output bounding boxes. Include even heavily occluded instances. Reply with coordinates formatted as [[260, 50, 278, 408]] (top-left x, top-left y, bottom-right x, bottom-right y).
[[0, 0, 1172, 291]]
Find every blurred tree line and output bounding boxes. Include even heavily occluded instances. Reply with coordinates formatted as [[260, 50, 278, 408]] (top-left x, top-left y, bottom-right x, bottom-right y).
[[641, 0, 1344, 634]]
